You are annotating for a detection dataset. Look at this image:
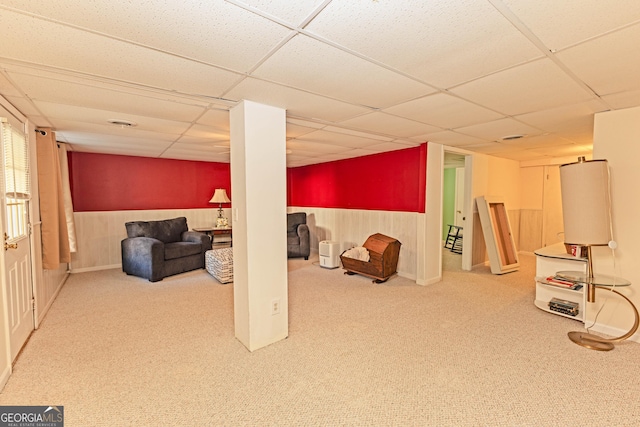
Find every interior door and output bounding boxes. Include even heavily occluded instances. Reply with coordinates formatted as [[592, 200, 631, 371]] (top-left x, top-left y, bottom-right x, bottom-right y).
[[4, 226, 33, 361], [0, 118, 34, 361], [454, 167, 465, 226]]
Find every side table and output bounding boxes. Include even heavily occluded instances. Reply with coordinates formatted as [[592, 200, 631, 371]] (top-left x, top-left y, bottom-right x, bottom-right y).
[[193, 227, 232, 246]]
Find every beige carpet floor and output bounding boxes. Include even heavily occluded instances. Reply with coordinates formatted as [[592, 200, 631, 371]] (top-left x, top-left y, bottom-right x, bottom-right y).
[[1, 251, 638, 426]]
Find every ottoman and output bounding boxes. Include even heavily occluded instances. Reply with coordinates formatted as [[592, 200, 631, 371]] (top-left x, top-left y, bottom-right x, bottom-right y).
[[205, 248, 233, 284]]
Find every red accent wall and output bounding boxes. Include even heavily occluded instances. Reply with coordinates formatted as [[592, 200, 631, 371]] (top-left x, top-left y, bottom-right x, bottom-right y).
[[287, 144, 427, 213], [69, 144, 427, 213], [69, 152, 231, 212]]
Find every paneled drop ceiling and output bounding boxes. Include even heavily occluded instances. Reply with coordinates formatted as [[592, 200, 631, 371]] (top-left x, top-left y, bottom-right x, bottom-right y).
[[1, 0, 639, 166]]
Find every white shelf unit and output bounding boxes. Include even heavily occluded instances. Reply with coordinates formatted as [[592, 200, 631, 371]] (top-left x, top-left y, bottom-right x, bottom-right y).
[[534, 243, 587, 323]]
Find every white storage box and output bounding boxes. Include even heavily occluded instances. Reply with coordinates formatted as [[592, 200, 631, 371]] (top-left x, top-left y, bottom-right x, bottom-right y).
[[205, 248, 233, 284]]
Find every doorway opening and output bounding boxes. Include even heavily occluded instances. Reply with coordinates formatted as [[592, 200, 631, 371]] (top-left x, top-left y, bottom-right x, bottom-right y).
[[442, 151, 470, 273]]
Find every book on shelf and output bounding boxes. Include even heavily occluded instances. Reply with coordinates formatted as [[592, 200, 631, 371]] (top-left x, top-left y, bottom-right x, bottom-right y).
[[544, 276, 583, 290]]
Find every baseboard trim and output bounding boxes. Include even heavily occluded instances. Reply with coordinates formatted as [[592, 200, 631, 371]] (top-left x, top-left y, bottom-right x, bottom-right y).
[[0, 364, 11, 392], [587, 323, 640, 344], [70, 264, 121, 274], [36, 271, 70, 329]]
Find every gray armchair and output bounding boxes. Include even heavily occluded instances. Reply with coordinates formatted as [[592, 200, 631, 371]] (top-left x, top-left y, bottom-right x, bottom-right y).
[[287, 212, 310, 260], [121, 217, 212, 282]]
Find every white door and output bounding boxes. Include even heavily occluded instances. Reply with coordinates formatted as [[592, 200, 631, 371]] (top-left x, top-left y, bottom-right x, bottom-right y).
[[0, 119, 34, 361], [454, 167, 465, 227], [4, 228, 33, 361]]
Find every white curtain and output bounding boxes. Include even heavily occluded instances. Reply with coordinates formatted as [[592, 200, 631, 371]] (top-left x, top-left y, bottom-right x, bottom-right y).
[[57, 142, 77, 252]]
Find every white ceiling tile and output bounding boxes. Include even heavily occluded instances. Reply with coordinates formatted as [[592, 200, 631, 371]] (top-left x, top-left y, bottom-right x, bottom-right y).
[[175, 135, 228, 146], [455, 117, 542, 142], [0, 10, 242, 97], [305, 0, 542, 88], [71, 145, 166, 158], [530, 144, 592, 157], [286, 139, 352, 154], [498, 134, 576, 149], [462, 141, 524, 155], [182, 124, 230, 141], [419, 131, 489, 147], [557, 23, 640, 96], [225, 77, 370, 122], [52, 119, 180, 143], [8, 71, 207, 122], [503, 0, 640, 50], [322, 126, 394, 142], [338, 112, 441, 138], [601, 90, 640, 110], [0, 72, 22, 97], [495, 149, 550, 162], [1, 0, 293, 73], [286, 118, 327, 130], [2, 95, 45, 121], [383, 93, 504, 129], [196, 109, 230, 130], [160, 150, 231, 163], [296, 129, 387, 149], [35, 101, 191, 135], [238, 0, 328, 26], [451, 59, 594, 115], [514, 101, 602, 134], [252, 34, 435, 109], [363, 141, 419, 153], [286, 123, 320, 139]]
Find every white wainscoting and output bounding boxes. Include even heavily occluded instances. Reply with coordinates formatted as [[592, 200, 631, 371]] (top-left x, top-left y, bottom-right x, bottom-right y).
[[71, 207, 420, 280], [31, 222, 69, 328], [71, 208, 223, 273], [289, 207, 420, 280]]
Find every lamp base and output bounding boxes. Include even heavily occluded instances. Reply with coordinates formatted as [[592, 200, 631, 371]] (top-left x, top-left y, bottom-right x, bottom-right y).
[[567, 287, 639, 351], [567, 332, 614, 351]]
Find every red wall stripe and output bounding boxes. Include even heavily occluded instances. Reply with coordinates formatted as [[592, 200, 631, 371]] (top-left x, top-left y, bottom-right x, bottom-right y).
[[287, 144, 426, 213], [69, 152, 231, 212], [69, 144, 426, 213]]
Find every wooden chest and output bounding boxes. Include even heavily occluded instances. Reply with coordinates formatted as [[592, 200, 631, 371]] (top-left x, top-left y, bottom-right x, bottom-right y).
[[340, 233, 401, 283]]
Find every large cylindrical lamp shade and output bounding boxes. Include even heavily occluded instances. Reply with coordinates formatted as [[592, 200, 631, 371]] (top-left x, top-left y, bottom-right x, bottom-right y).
[[559, 159, 612, 246]]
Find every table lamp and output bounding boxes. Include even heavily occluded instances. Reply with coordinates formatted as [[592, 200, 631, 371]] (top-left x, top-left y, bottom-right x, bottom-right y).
[[209, 188, 231, 228]]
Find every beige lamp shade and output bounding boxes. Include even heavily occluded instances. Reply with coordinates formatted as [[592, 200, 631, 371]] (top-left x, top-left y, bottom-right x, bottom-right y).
[[209, 188, 231, 204], [559, 159, 612, 246]]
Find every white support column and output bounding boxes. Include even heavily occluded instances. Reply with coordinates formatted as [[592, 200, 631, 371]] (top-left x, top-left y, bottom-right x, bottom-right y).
[[230, 100, 288, 352]]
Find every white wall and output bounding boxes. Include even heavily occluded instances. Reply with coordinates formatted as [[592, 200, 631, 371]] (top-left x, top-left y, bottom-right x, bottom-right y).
[[591, 107, 640, 337]]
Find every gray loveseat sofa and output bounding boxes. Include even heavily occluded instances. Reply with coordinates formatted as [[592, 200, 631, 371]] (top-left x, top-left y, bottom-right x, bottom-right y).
[[121, 217, 212, 282]]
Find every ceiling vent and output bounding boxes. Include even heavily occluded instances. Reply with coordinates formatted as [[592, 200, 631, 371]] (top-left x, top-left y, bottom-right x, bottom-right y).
[[107, 119, 137, 128], [501, 134, 525, 141]]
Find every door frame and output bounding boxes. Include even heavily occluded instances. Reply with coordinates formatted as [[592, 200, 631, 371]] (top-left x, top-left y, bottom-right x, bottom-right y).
[[419, 143, 474, 285]]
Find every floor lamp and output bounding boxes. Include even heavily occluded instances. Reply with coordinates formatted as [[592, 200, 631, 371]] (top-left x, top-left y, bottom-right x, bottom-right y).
[[559, 157, 639, 351]]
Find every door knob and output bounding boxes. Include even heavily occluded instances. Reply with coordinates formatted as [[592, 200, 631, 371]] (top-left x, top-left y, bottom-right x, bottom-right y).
[[4, 242, 17, 251]]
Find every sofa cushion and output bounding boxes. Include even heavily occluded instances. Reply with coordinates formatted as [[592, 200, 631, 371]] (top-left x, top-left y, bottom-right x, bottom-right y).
[[125, 217, 188, 243], [287, 235, 300, 246], [125, 221, 154, 239], [164, 242, 202, 260], [154, 217, 188, 243]]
